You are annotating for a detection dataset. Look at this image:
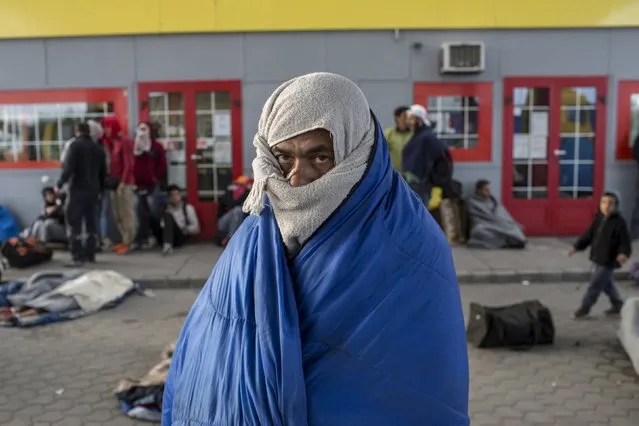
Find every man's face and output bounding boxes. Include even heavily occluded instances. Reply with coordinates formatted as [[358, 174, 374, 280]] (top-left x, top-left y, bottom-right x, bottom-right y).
[[600, 195, 616, 216], [396, 112, 409, 132], [169, 189, 182, 205], [137, 123, 150, 139], [480, 183, 492, 198], [407, 114, 422, 131], [43, 191, 56, 204], [271, 129, 335, 187]]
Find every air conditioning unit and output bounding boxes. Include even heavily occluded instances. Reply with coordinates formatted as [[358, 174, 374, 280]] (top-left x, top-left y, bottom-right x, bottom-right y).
[[439, 42, 485, 74]]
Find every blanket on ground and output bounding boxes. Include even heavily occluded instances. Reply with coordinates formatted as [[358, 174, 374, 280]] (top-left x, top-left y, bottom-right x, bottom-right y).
[[0, 269, 137, 327], [466, 195, 527, 249], [163, 122, 470, 425], [115, 342, 175, 423]]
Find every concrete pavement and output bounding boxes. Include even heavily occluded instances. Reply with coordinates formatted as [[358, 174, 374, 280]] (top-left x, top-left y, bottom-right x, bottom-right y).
[[2, 238, 636, 286], [1, 284, 639, 425]]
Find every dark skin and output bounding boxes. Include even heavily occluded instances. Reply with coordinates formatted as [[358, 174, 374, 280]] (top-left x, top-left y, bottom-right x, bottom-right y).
[[271, 129, 335, 187]]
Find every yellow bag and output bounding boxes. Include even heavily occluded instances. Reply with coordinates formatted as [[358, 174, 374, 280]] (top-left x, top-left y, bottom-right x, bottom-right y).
[[428, 187, 443, 211]]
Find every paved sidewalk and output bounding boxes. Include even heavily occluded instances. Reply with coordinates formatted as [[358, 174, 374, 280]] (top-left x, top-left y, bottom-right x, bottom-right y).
[[2, 284, 639, 425], [2, 238, 637, 286]]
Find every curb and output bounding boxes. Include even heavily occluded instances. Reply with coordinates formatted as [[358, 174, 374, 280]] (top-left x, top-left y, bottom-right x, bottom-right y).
[[136, 270, 632, 289]]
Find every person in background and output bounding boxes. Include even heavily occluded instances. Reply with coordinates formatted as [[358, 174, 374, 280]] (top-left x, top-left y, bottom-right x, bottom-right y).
[[132, 121, 167, 250], [402, 104, 453, 206], [102, 116, 136, 255], [149, 185, 199, 256], [569, 192, 631, 319], [22, 187, 66, 243], [56, 122, 106, 266], [384, 106, 413, 172], [215, 175, 254, 247], [630, 134, 639, 239]]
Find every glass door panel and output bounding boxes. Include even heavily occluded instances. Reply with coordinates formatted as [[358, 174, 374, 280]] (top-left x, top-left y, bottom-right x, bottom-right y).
[[557, 86, 596, 199], [148, 91, 186, 190], [194, 91, 233, 202], [511, 87, 551, 199]]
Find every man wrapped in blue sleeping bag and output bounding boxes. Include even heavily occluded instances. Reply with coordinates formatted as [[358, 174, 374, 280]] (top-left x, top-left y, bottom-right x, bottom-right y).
[[163, 73, 470, 426]]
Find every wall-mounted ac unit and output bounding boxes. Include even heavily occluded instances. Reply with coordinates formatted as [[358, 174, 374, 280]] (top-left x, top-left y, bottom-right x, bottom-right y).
[[439, 42, 485, 74]]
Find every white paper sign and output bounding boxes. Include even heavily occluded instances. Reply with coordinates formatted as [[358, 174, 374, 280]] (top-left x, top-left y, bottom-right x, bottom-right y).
[[214, 141, 232, 164], [513, 134, 530, 159], [214, 113, 231, 137], [530, 136, 547, 159], [532, 112, 549, 137]]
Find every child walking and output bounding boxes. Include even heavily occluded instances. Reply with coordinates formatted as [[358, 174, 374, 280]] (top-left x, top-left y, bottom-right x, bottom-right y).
[[568, 192, 631, 319]]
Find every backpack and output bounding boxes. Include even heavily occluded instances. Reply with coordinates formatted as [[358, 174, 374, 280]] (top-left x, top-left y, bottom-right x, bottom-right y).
[[466, 300, 555, 349], [0, 237, 53, 269]]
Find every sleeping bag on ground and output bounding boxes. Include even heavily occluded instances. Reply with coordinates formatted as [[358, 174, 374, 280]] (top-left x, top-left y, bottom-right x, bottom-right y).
[[163, 124, 470, 425], [0, 206, 20, 244]]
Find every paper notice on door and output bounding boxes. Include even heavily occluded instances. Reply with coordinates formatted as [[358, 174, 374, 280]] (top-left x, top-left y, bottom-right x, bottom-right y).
[[214, 141, 232, 164], [530, 136, 548, 159], [214, 113, 231, 137], [532, 112, 549, 137], [513, 134, 530, 159]]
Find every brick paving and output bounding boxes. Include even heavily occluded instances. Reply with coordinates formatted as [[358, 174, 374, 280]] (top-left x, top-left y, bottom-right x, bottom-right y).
[[1, 284, 639, 425]]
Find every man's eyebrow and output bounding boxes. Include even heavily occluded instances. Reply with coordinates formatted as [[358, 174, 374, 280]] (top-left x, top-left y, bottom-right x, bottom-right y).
[[302, 145, 334, 156], [271, 146, 293, 154]]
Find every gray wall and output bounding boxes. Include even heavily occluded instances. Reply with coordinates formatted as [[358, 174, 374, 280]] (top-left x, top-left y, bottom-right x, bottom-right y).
[[0, 28, 637, 225]]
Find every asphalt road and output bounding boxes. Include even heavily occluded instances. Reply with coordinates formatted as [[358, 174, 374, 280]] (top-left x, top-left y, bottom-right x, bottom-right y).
[[1, 283, 639, 426]]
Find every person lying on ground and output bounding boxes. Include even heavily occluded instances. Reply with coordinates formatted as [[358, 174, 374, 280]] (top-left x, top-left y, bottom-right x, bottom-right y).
[[466, 179, 527, 249], [148, 185, 200, 256], [162, 73, 469, 426], [215, 175, 254, 247], [22, 187, 66, 244], [569, 192, 631, 319]]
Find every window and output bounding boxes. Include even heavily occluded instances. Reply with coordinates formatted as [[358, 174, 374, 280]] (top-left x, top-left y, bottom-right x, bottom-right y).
[[0, 88, 127, 168], [413, 82, 492, 162], [616, 81, 639, 160]]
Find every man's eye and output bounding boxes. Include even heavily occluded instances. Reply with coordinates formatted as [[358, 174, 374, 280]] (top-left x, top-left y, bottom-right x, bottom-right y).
[[276, 154, 291, 162], [314, 155, 330, 164]]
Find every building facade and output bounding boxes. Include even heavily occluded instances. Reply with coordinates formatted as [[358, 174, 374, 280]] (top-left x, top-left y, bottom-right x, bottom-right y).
[[1, 1, 639, 237]]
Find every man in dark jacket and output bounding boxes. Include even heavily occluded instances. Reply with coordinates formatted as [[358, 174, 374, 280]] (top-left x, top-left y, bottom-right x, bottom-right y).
[[569, 192, 631, 318], [56, 122, 107, 266], [401, 104, 454, 206]]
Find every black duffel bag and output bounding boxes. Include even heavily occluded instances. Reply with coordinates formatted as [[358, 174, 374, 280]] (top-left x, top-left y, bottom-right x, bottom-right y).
[[466, 300, 555, 349]]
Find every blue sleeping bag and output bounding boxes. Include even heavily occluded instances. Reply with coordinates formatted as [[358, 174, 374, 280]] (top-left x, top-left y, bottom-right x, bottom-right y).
[[0, 205, 20, 244], [163, 123, 470, 425]]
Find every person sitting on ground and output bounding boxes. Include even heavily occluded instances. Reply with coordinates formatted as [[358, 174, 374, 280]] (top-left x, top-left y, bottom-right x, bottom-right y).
[[162, 73, 469, 425], [569, 192, 631, 319], [215, 175, 254, 247], [149, 185, 200, 256], [466, 179, 527, 249], [22, 187, 67, 243]]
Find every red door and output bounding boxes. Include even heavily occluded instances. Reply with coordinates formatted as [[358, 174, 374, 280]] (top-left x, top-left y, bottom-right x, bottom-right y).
[[138, 80, 243, 239], [502, 77, 607, 236]]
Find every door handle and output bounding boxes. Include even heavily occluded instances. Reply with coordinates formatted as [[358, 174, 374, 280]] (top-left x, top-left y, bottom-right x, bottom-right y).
[[553, 149, 566, 156], [190, 154, 202, 161]]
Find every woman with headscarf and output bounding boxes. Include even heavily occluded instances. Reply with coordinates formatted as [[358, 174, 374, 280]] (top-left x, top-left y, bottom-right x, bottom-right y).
[[163, 73, 469, 425]]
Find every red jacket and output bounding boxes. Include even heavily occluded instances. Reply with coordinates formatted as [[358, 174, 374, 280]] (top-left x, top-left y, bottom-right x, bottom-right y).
[[103, 117, 135, 185], [134, 139, 167, 191]]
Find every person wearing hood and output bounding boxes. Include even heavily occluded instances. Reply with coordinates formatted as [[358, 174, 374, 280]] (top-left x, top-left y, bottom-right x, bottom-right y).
[[132, 121, 167, 249], [56, 122, 106, 266], [102, 116, 136, 254], [22, 187, 66, 243], [569, 192, 632, 319], [162, 73, 469, 425]]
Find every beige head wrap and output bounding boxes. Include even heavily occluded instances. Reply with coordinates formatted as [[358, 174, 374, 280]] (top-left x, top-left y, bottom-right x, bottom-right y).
[[243, 72, 375, 255]]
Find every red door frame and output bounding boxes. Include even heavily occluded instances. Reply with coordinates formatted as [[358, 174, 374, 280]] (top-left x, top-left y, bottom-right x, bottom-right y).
[[413, 82, 493, 162], [502, 76, 607, 236], [137, 80, 243, 239], [0, 88, 128, 169]]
